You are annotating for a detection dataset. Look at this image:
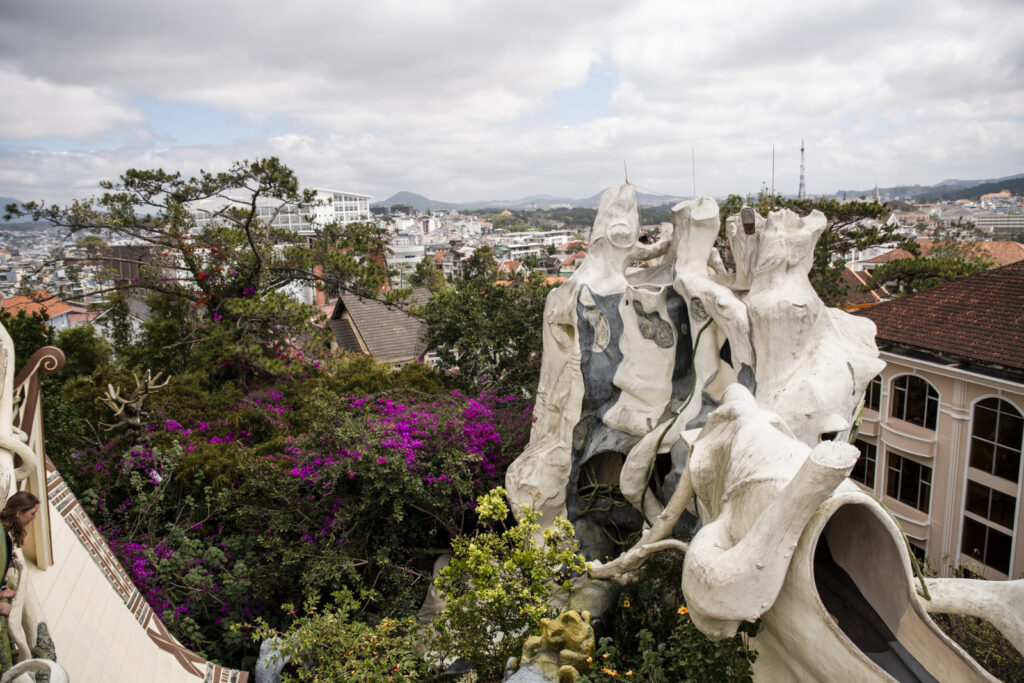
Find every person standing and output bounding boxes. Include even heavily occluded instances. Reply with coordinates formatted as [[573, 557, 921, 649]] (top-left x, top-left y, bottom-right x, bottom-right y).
[[0, 491, 39, 617]]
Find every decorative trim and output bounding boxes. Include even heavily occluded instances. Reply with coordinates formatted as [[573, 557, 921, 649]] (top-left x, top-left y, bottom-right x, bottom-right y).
[[45, 459, 249, 682]]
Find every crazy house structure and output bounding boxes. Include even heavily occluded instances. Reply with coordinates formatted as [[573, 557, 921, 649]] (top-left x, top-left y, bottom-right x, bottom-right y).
[[506, 184, 1024, 681], [0, 333, 247, 680]]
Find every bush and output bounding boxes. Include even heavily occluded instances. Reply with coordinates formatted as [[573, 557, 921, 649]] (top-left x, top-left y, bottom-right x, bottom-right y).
[[249, 589, 427, 682], [429, 487, 590, 680]]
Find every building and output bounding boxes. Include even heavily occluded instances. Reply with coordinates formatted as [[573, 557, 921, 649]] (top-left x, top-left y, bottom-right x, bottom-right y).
[[2, 291, 73, 329], [327, 288, 431, 367], [974, 213, 1024, 239], [854, 261, 1024, 579], [190, 188, 372, 237]]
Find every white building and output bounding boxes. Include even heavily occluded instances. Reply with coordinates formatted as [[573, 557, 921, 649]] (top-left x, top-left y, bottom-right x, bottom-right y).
[[190, 188, 372, 236]]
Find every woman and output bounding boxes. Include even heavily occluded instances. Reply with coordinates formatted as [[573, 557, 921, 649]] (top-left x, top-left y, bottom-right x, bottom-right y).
[[0, 491, 39, 617]]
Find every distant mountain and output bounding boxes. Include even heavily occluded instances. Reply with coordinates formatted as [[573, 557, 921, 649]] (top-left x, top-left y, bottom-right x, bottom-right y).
[[0, 196, 53, 229], [375, 188, 688, 212], [372, 191, 458, 212], [830, 173, 1024, 202]]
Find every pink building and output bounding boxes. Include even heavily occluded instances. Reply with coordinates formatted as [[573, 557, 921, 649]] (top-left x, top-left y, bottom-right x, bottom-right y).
[[856, 261, 1024, 579]]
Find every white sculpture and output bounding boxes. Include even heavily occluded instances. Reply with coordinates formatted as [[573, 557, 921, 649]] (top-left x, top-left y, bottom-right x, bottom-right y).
[[509, 187, 1024, 681]]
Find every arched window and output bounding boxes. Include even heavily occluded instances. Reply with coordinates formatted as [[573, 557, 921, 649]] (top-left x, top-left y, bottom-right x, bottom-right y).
[[891, 375, 939, 430], [969, 397, 1023, 483]]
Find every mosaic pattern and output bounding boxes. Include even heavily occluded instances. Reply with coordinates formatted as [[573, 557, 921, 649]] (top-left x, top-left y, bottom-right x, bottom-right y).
[[45, 457, 249, 682]]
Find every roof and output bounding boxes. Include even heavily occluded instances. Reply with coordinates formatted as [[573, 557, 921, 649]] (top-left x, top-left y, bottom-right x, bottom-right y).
[[856, 260, 1024, 376], [2, 291, 73, 319], [839, 268, 890, 309], [328, 287, 430, 362], [866, 241, 1024, 268]]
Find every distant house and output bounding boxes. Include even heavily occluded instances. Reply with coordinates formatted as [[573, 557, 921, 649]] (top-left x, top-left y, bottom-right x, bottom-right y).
[[1, 292, 73, 330], [497, 260, 529, 277], [838, 267, 890, 310], [327, 287, 431, 367]]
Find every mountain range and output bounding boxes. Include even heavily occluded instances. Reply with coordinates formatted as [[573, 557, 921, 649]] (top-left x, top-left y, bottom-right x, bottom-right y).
[[372, 189, 688, 212]]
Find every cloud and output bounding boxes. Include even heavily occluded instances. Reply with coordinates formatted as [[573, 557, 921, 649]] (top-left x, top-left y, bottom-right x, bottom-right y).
[[1, 0, 1022, 203], [0, 67, 146, 141]]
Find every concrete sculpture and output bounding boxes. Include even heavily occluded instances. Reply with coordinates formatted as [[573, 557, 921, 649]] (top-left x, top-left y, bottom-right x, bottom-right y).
[[507, 187, 1024, 681]]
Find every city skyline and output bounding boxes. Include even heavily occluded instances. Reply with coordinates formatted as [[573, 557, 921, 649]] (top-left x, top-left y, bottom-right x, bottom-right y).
[[2, 0, 1022, 204]]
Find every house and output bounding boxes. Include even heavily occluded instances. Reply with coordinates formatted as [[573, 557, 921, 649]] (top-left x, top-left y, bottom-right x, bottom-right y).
[[862, 241, 1024, 272], [853, 261, 1024, 579], [497, 260, 529, 277], [838, 267, 890, 310], [327, 287, 431, 367], [1, 291, 73, 330]]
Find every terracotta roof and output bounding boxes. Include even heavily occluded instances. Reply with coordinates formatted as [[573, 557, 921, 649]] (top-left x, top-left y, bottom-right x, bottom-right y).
[[2, 291, 73, 319], [328, 287, 430, 362], [856, 260, 1024, 375], [865, 248, 915, 264], [839, 268, 889, 309], [867, 241, 1024, 267], [498, 260, 523, 272]]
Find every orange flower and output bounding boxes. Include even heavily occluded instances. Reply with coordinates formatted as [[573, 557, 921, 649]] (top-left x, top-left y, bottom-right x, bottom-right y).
[[678, 606, 689, 616]]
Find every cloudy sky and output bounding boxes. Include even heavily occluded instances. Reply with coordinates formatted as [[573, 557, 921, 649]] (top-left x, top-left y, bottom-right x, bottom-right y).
[[2, 0, 1022, 204]]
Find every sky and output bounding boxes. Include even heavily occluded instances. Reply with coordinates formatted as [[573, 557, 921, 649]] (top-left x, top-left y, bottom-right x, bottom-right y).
[[1, 0, 1022, 205]]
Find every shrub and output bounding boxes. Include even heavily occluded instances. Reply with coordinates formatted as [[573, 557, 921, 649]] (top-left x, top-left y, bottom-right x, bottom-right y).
[[429, 487, 590, 680], [249, 589, 427, 682]]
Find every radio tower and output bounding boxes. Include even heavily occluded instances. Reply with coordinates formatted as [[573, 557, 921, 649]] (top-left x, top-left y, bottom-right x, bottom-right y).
[[797, 139, 806, 199]]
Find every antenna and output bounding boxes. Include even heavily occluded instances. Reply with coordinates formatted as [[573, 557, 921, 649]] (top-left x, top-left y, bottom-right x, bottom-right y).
[[798, 139, 806, 199], [691, 147, 696, 198]]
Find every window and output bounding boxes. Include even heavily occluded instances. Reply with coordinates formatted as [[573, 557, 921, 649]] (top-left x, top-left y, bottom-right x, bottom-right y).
[[887, 453, 932, 512], [965, 481, 1016, 529], [891, 375, 939, 430], [961, 517, 1013, 574], [865, 375, 882, 412], [969, 398, 1023, 483], [851, 440, 877, 487]]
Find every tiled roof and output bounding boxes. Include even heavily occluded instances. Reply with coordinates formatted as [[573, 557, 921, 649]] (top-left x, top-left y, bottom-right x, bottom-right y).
[[329, 287, 430, 362], [856, 260, 1024, 373], [839, 268, 889, 309], [2, 291, 73, 319], [866, 241, 1024, 267]]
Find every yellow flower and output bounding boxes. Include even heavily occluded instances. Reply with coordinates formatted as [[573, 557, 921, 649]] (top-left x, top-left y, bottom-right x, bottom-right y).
[[677, 605, 689, 616], [623, 599, 631, 608]]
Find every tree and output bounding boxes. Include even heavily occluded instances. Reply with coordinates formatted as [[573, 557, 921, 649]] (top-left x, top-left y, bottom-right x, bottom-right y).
[[7, 158, 394, 379], [421, 271, 550, 397], [408, 255, 445, 291], [860, 256, 988, 296]]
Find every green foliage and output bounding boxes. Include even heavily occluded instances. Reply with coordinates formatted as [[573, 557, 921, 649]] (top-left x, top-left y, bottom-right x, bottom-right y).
[[578, 550, 757, 683], [861, 256, 988, 295], [409, 255, 446, 291], [11, 158, 393, 382], [932, 612, 1024, 682], [429, 488, 590, 680], [421, 275, 550, 396], [0, 309, 53, 374], [54, 324, 111, 379], [249, 589, 427, 682]]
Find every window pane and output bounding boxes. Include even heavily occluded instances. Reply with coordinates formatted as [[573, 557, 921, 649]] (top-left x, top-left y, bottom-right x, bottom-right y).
[[970, 438, 994, 474], [990, 489, 1017, 529], [994, 445, 1021, 483], [905, 379, 927, 427], [973, 405, 998, 441], [866, 376, 881, 411], [998, 411, 1023, 449], [986, 527, 1013, 575], [961, 517, 987, 562], [965, 481, 990, 518]]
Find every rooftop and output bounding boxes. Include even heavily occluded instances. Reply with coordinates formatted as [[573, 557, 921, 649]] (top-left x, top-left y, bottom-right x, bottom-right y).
[[856, 260, 1024, 379]]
